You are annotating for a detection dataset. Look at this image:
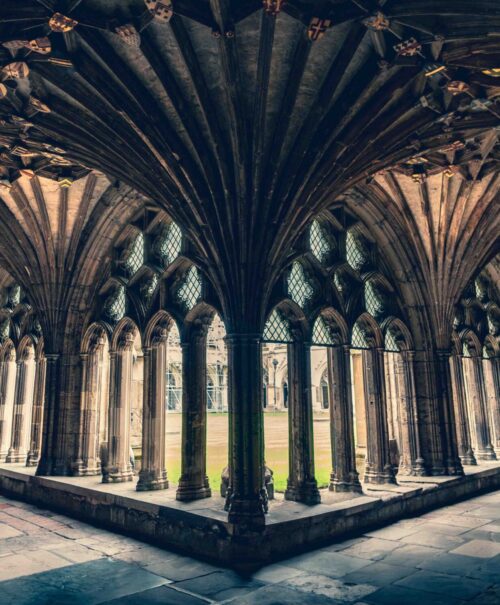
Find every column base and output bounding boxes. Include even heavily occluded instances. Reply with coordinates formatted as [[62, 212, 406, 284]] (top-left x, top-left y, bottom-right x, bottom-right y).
[[364, 467, 397, 485], [476, 449, 497, 461], [176, 484, 211, 501], [285, 480, 321, 505], [445, 457, 465, 475], [227, 495, 266, 527], [25, 457, 39, 467], [460, 451, 478, 466], [137, 478, 169, 491], [329, 472, 363, 494], [412, 459, 428, 476], [5, 452, 27, 464], [36, 457, 71, 476], [103, 469, 134, 483], [72, 460, 102, 477]]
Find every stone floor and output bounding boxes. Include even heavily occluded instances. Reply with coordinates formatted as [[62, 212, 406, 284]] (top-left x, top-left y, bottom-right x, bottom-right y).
[[0, 491, 499, 605]]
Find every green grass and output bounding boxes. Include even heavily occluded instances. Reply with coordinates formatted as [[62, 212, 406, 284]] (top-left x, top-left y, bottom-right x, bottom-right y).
[[163, 412, 334, 493]]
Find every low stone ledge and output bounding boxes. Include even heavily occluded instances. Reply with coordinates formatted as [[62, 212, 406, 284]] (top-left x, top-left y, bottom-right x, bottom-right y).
[[0, 462, 499, 567]]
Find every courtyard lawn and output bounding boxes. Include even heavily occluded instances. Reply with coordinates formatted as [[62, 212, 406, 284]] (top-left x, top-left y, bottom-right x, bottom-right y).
[[164, 412, 333, 493]]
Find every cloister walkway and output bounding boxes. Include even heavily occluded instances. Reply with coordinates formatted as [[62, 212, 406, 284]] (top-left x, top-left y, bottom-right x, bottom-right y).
[[0, 488, 499, 604]]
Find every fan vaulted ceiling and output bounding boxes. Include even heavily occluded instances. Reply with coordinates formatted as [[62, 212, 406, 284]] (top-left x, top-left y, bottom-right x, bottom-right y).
[[0, 0, 498, 335]]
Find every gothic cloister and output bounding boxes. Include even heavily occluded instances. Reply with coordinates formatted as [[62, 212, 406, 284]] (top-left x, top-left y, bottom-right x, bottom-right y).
[[0, 0, 498, 580]]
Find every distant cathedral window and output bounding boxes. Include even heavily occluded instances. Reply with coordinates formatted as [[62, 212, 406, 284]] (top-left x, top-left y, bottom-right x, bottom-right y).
[[166, 368, 182, 410], [288, 262, 313, 309], [124, 232, 145, 276], [178, 266, 202, 310]]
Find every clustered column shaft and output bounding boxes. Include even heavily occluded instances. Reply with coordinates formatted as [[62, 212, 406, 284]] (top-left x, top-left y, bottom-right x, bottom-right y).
[[285, 339, 320, 504], [177, 321, 211, 501], [363, 348, 396, 484], [328, 345, 361, 492], [138, 336, 169, 491]]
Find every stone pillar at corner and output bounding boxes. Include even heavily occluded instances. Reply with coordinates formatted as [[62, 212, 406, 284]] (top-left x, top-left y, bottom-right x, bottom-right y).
[[224, 333, 267, 527]]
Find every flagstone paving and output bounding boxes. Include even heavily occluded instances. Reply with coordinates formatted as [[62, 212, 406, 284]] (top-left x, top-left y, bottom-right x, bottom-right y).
[[0, 490, 499, 604]]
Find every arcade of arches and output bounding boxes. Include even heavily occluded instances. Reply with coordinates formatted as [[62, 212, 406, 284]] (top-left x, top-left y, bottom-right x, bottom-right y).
[[0, 0, 498, 563]]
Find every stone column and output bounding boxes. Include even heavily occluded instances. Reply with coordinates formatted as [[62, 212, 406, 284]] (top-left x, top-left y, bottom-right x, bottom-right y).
[[36, 354, 61, 475], [400, 351, 426, 475], [73, 339, 106, 476], [362, 348, 396, 484], [26, 356, 46, 467], [435, 350, 464, 475], [328, 345, 361, 492], [177, 320, 211, 500], [104, 331, 134, 483], [0, 347, 16, 462], [285, 339, 320, 504], [449, 354, 476, 465], [464, 355, 496, 460], [138, 331, 169, 491], [225, 333, 266, 526], [483, 357, 500, 456], [7, 350, 36, 463]]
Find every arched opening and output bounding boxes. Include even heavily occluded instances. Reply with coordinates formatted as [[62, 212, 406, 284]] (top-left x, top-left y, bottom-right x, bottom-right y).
[[206, 313, 228, 493], [351, 316, 396, 485], [310, 317, 334, 490], [262, 308, 291, 494], [350, 323, 368, 481], [482, 337, 500, 457], [164, 321, 182, 484], [26, 339, 46, 467], [76, 325, 110, 476], [312, 311, 360, 493], [383, 321, 425, 476], [6, 337, 36, 463], [460, 331, 496, 461], [104, 320, 142, 483]]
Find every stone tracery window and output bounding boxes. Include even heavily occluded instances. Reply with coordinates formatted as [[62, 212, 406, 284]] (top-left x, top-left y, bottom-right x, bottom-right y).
[[0, 317, 9, 341], [178, 266, 202, 310], [312, 316, 335, 346], [310, 220, 330, 264], [104, 285, 126, 322], [385, 330, 400, 352], [8, 285, 21, 307], [346, 230, 366, 271], [351, 323, 369, 349], [288, 262, 313, 309], [155, 222, 182, 267], [263, 309, 292, 343], [124, 232, 145, 276], [365, 281, 385, 317]]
